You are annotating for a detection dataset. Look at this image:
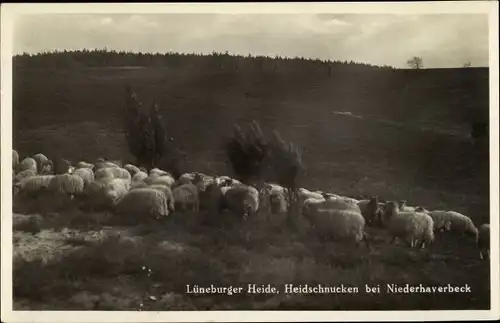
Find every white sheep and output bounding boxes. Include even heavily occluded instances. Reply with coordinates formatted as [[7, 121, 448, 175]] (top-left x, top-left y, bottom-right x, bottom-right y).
[[32, 153, 49, 172], [383, 201, 434, 249], [398, 200, 416, 212], [39, 159, 54, 175], [94, 167, 131, 182], [214, 175, 232, 186], [14, 175, 56, 196], [48, 173, 85, 198], [72, 168, 95, 188], [260, 183, 289, 215], [14, 169, 37, 183], [427, 210, 478, 238], [132, 171, 148, 182], [322, 194, 362, 213], [13, 149, 19, 170], [76, 161, 94, 170], [94, 160, 120, 171], [178, 172, 196, 185], [124, 164, 141, 177], [100, 178, 131, 205], [172, 183, 200, 212], [301, 197, 370, 249], [477, 224, 490, 260], [335, 195, 360, 205], [266, 183, 286, 194], [223, 184, 260, 220], [115, 188, 172, 222], [144, 173, 175, 187], [269, 190, 288, 214], [147, 184, 175, 213], [17, 157, 37, 174], [149, 168, 172, 177], [298, 188, 324, 207]]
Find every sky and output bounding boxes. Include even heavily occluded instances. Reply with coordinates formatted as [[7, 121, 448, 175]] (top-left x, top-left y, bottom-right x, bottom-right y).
[[13, 13, 490, 68]]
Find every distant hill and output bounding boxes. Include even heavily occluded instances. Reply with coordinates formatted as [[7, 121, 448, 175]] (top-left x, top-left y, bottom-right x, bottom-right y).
[[13, 49, 489, 134]]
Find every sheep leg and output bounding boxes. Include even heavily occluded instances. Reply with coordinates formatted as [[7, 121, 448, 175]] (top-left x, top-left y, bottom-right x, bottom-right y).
[[418, 240, 426, 249], [389, 236, 396, 245], [362, 233, 371, 252]]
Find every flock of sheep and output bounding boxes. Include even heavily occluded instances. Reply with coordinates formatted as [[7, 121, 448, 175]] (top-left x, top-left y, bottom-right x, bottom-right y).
[[12, 149, 490, 261]]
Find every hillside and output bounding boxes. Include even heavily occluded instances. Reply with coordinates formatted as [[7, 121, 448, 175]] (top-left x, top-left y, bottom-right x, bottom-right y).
[[10, 51, 492, 311], [13, 52, 490, 197]]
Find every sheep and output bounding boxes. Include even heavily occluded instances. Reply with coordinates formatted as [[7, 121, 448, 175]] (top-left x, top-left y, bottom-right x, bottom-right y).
[[72, 168, 95, 188], [427, 210, 478, 238], [357, 196, 382, 226], [39, 160, 54, 175], [383, 201, 434, 249], [14, 175, 56, 196], [258, 183, 289, 215], [477, 224, 490, 261], [85, 177, 130, 208], [48, 173, 85, 197], [322, 193, 362, 213], [13, 149, 19, 170], [178, 172, 196, 185], [298, 188, 324, 207], [144, 173, 175, 188], [223, 184, 260, 220], [266, 183, 286, 194], [16, 157, 37, 174], [14, 169, 37, 183], [147, 184, 175, 213], [94, 167, 131, 182], [214, 175, 232, 186], [269, 190, 288, 214], [53, 157, 73, 174], [199, 181, 225, 215], [398, 200, 416, 212], [132, 171, 148, 182], [94, 160, 120, 171], [76, 161, 94, 170], [301, 197, 370, 250], [172, 184, 200, 212], [186, 173, 214, 193], [101, 178, 130, 204], [32, 153, 49, 172], [115, 188, 172, 222], [336, 195, 360, 205], [149, 168, 172, 177], [124, 164, 141, 177]]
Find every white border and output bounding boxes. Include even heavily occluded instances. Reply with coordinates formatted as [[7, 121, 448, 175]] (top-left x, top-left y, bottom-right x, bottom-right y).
[[1, 2, 499, 322]]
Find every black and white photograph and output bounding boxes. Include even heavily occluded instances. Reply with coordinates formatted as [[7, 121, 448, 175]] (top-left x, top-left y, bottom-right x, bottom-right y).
[[1, 2, 499, 322]]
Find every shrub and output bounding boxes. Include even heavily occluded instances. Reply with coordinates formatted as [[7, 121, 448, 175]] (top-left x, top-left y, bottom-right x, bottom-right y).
[[124, 86, 183, 175], [225, 120, 305, 226]]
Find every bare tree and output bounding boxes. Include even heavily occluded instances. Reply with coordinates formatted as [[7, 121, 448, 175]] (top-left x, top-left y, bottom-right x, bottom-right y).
[[406, 56, 424, 69]]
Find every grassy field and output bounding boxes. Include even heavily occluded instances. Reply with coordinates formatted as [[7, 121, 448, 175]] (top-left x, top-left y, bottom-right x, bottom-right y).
[[11, 63, 491, 310]]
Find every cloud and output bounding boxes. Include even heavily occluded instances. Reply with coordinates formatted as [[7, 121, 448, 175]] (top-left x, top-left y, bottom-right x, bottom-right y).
[[12, 13, 489, 68]]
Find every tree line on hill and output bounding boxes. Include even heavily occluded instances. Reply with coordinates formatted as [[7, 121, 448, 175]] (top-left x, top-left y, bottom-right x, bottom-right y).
[[13, 49, 395, 74]]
